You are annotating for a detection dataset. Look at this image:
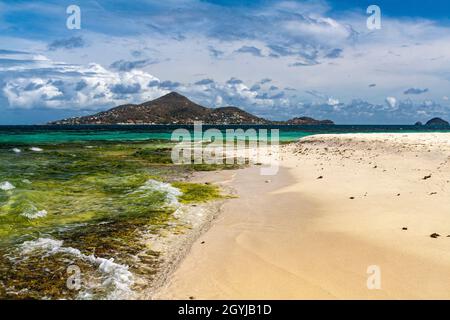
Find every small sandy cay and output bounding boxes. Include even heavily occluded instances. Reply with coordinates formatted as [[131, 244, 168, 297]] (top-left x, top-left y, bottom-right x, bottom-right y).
[[155, 133, 450, 300]]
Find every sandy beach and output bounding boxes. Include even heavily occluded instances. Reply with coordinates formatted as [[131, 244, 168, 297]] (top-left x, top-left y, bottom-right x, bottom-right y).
[[156, 133, 450, 299]]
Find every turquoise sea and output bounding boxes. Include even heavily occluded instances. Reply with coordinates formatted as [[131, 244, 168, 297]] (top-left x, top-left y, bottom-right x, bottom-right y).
[[0, 124, 449, 299], [1, 124, 450, 144]]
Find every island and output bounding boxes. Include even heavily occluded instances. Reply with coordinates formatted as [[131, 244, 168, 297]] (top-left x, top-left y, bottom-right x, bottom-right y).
[[48, 92, 334, 126]]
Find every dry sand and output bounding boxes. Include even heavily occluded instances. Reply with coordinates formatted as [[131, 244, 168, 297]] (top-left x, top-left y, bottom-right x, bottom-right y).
[[155, 133, 450, 299]]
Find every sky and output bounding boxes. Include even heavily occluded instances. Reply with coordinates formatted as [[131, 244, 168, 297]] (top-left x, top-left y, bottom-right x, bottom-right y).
[[1, 0, 450, 124]]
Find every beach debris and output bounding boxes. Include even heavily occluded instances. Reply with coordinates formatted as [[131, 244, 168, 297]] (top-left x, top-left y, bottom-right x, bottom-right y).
[[373, 165, 377, 168], [265, 180, 271, 183], [430, 233, 440, 238], [201, 241, 205, 244], [12, 148, 21, 153], [423, 174, 432, 180], [349, 196, 355, 200], [317, 176, 323, 179], [396, 193, 401, 196], [189, 296, 195, 300], [29, 147, 43, 152], [402, 227, 408, 230]]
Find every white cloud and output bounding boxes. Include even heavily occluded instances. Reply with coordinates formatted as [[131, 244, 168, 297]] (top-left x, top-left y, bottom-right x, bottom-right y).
[[326, 97, 340, 106], [385, 96, 397, 108], [1, 53, 167, 110]]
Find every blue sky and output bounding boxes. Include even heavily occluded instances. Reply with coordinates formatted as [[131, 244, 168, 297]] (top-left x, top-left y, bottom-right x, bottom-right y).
[[1, 0, 450, 124]]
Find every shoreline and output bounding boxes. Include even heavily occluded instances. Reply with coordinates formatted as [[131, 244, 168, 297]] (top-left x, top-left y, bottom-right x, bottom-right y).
[[140, 170, 238, 299], [155, 133, 450, 299]]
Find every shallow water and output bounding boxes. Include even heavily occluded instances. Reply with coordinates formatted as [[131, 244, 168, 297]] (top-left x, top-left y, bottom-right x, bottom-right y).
[[0, 139, 222, 299]]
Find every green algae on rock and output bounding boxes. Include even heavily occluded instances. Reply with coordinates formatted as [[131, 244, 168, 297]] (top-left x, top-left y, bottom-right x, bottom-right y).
[[0, 139, 230, 299]]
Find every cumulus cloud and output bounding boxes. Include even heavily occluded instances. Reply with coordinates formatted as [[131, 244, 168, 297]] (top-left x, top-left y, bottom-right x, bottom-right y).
[[195, 78, 214, 85], [235, 46, 263, 57], [327, 97, 340, 106], [404, 87, 429, 95], [110, 59, 157, 71], [0, 52, 290, 114], [385, 97, 397, 108], [324, 48, 343, 59], [48, 37, 86, 51], [160, 80, 181, 90], [208, 46, 224, 59], [2, 51, 449, 125], [226, 77, 243, 85], [0, 52, 166, 110]]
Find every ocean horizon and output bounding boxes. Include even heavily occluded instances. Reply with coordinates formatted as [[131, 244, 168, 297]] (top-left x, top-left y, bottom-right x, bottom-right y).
[[1, 124, 450, 144]]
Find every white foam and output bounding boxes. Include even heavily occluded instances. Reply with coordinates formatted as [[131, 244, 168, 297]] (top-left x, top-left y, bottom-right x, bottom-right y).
[[19, 238, 134, 300], [12, 148, 21, 153], [0, 181, 15, 191], [22, 208, 47, 219], [137, 179, 182, 206], [29, 147, 43, 152]]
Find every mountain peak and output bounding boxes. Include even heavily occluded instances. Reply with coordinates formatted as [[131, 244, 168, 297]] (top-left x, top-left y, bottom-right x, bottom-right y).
[[154, 91, 189, 101]]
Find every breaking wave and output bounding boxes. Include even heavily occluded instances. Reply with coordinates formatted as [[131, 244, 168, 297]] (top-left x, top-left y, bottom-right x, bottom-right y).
[[0, 181, 15, 191], [135, 179, 182, 207], [21, 207, 47, 219], [18, 238, 134, 300]]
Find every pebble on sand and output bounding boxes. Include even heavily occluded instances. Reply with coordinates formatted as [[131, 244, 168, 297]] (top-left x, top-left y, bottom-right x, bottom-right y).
[[430, 233, 440, 238]]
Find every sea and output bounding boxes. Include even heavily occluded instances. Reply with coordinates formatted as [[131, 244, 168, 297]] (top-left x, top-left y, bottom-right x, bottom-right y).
[[0, 124, 449, 299]]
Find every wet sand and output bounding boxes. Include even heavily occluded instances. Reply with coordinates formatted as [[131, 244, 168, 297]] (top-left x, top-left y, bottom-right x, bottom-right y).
[[155, 133, 450, 299]]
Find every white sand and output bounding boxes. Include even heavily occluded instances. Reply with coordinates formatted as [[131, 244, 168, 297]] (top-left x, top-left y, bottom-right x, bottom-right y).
[[156, 133, 450, 299]]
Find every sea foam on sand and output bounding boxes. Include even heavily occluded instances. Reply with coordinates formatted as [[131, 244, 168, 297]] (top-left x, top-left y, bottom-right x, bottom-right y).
[[0, 181, 15, 191]]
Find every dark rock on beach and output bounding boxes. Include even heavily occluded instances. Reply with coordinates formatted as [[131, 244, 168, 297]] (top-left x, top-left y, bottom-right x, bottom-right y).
[[430, 233, 440, 238]]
